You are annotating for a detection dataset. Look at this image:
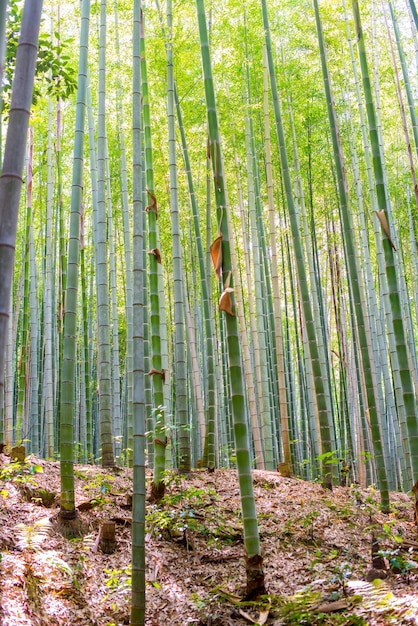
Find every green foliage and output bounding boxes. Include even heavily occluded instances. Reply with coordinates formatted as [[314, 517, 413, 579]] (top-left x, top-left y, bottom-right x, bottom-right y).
[[0, 461, 40, 486], [316, 451, 340, 467], [104, 565, 132, 591], [379, 547, 417, 577], [370, 521, 418, 578], [79, 472, 115, 493], [272, 589, 365, 625], [146, 481, 241, 546], [3, 0, 77, 111]]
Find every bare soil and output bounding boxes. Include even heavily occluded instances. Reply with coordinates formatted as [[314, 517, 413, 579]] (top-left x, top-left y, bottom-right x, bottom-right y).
[[1, 454, 418, 625]]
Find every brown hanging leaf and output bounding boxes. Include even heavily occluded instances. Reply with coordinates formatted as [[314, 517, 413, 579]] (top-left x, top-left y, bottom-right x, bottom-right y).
[[145, 189, 158, 219], [375, 210, 397, 251], [148, 368, 166, 383], [219, 287, 235, 316], [148, 248, 162, 264], [210, 234, 223, 280], [213, 139, 221, 191], [153, 437, 169, 447], [206, 134, 211, 160]]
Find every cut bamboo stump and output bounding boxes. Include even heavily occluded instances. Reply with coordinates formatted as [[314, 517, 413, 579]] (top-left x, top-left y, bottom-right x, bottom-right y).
[[278, 462, 292, 478], [11, 445, 26, 463], [99, 521, 117, 554]]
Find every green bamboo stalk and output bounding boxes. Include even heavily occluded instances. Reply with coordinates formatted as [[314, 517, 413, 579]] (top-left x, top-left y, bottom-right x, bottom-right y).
[[142, 163, 153, 469], [4, 291, 13, 447], [183, 275, 206, 461], [105, 136, 122, 462], [408, 0, 418, 30], [196, 0, 265, 597], [245, 112, 274, 469], [341, 53, 402, 485], [406, 0, 418, 71], [96, 0, 115, 469], [79, 216, 91, 463], [342, 0, 411, 484], [58, 0, 91, 534], [313, 0, 389, 508], [113, 0, 133, 465], [407, 190, 418, 327], [0, 0, 7, 88], [29, 193, 39, 454], [0, 0, 7, 173], [282, 235, 308, 475], [86, 81, 99, 462], [141, 9, 166, 501], [44, 94, 55, 459], [352, 0, 418, 491], [0, 0, 8, 169], [261, 0, 335, 488], [16, 139, 33, 443], [247, 80, 278, 467], [262, 45, 291, 473], [0, 0, 43, 442], [56, 94, 65, 452], [388, 2, 418, 165], [175, 88, 217, 467], [295, 105, 339, 470], [383, 3, 418, 381], [131, 0, 146, 621], [226, 91, 265, 469], [166, 0, 189, 473]]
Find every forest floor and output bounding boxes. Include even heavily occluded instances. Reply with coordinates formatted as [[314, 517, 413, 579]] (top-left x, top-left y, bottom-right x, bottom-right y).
[[1, 454, 418, 625]]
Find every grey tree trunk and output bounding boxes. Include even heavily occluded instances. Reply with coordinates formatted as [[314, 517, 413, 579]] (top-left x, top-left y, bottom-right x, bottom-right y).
[[0, 0, 43, 420]]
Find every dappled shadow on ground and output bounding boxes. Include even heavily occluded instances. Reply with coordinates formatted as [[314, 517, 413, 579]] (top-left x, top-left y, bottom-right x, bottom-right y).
[[0, 454, 417, 625]]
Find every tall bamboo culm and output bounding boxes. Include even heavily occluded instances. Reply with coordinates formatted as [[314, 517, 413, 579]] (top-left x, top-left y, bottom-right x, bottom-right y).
[[195, 0, 266, 598], [58, 0, 91, 536], [0, 0, 43, 441], [131, 0, 146, 622], [352, 0, 418, 492]]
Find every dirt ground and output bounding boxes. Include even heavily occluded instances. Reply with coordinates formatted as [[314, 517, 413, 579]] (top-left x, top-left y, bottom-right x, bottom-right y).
[[1, 454, 418, 625]]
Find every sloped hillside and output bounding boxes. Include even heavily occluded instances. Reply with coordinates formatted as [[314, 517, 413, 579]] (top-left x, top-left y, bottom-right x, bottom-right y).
[[0, 454, 417, 625]]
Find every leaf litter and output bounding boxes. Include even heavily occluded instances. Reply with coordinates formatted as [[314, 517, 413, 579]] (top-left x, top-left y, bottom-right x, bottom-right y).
[[1, 453, 418, 625]]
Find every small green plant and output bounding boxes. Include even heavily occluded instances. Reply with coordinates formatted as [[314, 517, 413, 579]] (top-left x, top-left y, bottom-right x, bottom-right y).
[[271, 590, 364, 625], [81, 472, 115, 493], [0, 460, 40, 484], [316, 450, 340, 467], [302, 510, 320, 541], [328, 562, 353, 596], [146, 484, 240, 545], [378, 547, 417, 578], [104, 565, 132, 591]]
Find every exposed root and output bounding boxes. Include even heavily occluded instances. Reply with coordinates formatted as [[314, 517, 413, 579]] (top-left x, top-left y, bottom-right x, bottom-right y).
[[51, 509, 89, 539]]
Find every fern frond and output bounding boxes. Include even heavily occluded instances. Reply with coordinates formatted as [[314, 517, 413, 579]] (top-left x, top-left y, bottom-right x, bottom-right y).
[[15, 518, 51, 551], [37, 551, 74, 580], [347, 580, 418, 624]]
